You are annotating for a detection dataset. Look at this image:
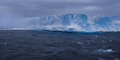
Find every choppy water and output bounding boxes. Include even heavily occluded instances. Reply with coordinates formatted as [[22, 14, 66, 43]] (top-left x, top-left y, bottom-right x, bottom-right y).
[[0, 30, 120, 60]]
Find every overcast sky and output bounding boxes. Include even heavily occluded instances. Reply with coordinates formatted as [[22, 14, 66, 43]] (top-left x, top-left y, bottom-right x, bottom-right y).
[[0, 0, 120, 18]]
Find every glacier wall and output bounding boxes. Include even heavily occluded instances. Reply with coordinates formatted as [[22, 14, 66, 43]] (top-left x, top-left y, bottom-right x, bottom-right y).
[[13, 14, 120, 32]]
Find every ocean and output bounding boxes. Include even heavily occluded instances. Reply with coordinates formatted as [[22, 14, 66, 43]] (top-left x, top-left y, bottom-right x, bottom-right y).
[[0, 30, 120, 60]]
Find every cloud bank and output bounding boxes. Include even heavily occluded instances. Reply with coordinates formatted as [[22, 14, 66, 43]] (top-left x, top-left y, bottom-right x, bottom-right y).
[[0, 0, 120, 18]]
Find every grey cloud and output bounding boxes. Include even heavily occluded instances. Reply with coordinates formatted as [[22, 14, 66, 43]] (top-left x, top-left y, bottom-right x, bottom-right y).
[[0, 0, 120, 18]]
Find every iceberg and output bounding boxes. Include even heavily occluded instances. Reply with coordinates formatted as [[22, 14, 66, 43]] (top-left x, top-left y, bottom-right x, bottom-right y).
[[24, 14, 120, 32], [2, 14, 118, 32]]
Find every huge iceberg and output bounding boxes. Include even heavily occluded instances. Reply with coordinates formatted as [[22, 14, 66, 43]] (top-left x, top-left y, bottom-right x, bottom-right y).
[[24, 14, 120, 32]]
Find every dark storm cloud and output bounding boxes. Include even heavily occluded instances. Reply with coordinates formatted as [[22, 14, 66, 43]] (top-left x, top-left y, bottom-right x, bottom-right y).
[[0, 0, 120, 18]]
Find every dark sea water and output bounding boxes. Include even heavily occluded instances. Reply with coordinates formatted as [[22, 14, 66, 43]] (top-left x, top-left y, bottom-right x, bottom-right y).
[[0, 30, 120, 60]]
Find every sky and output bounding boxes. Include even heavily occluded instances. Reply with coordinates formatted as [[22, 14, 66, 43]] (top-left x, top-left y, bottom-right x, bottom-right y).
[[0, 0, 120, 18]]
